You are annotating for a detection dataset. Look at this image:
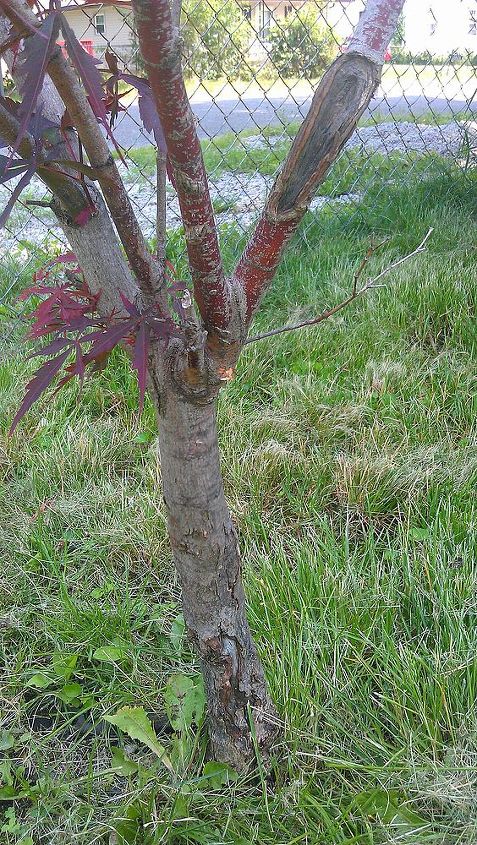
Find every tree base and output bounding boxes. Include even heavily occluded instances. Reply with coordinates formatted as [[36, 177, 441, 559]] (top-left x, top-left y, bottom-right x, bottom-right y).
[[199, 630, 279, 771]]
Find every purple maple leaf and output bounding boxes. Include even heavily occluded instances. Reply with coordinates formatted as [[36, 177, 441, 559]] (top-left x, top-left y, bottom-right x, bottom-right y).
[[60, 15, 122, 155], [10, 349, 70, 434], [13, 12, 61, 158]]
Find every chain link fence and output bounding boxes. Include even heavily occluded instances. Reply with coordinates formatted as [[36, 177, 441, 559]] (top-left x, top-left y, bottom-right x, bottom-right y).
[[1, 0, 476, 333]]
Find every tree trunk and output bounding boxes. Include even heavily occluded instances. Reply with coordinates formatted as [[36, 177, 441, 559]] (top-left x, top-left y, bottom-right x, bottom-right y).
[[155, 382, 278, 769]]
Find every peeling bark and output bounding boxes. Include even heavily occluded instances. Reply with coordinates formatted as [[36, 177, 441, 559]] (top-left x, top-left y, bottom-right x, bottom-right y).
[[233, 52, 381, 320], [233, 1, 405, 322], [270, 55, 379, 216]]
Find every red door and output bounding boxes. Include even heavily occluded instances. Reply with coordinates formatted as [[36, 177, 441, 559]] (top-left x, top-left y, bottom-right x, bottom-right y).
[[57, 39, 95, 57]]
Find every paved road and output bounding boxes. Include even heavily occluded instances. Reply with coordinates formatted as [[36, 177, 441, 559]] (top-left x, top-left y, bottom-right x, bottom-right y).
[[112, 93, 476, 149]]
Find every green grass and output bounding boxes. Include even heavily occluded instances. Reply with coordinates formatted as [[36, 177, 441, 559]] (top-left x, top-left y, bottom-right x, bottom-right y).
[[122, 126, 292, 179], [1, 162, 477, 844], [183, 63, 477, 100], [121, 114, 472, 191], [360, 110, 476, 127]]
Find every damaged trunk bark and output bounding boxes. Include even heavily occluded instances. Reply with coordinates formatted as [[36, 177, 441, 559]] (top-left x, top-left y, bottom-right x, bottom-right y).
[[155, 383, 277, 768]]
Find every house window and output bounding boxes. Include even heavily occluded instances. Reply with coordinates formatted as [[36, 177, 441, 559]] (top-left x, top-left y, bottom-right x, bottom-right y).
[[94, 13, 105, 35], [284, 4, 293, 17]]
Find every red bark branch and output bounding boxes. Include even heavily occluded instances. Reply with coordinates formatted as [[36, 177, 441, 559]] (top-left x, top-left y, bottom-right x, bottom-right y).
[[348, 0, 405, 63], [232, 0, 406, 323], [132, 0, 230, 335], [244, 228, 433, 345]]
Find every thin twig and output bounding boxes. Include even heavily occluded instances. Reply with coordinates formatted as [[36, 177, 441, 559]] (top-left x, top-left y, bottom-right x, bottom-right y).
[[25, 200, 53, 208], [352, 237, 390, 295], [244, 228, 433, 346]]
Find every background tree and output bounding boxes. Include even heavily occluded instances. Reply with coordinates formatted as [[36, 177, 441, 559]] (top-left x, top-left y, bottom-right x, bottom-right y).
[[133, 0, 253, 80], [0, 0, 405, 770], [268, 8, 337, 79], [390, 11, 405, 48], [388, 11, 408, 62], [181, 0, 252, 80]]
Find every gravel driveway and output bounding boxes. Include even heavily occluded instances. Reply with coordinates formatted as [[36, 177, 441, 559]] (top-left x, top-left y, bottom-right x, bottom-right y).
[[0, 119, 471, 262]]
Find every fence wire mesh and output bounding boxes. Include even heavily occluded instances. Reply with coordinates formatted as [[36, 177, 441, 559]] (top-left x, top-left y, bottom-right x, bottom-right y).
[[0, 0, 476, 335]]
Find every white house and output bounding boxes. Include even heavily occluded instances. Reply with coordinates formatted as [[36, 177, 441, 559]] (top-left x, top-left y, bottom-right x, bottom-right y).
[[328, 0, 477, 56], [404, 0, 477, 56], [58, 0, 477, 63], [245, 0, 363, 54], [324, 0, 364, 42], [60, 0, 135, 60], [296, 0, 477, 57]]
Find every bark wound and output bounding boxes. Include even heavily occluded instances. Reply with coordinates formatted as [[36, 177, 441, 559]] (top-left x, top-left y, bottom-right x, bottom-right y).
[[232, 53, 380, 320], [268, 54, 379, 217]]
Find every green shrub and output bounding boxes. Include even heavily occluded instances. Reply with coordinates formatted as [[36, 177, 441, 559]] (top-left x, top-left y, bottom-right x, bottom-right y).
[[268, 9, 337, 78], [181, 0, 253, 80]]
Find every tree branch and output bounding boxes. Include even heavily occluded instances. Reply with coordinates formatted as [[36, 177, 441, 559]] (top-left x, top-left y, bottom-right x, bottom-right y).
[[132, 0, 232, 340], [0, 10, 139, 317], [232, 0, 406, 323], [171, 0, 182, 30], [244, 228, 433, 345], [0, 13, 66, 125], [0, 100, 90, 220], [0, 104, 139, 317], [348, 0, 405, 63]]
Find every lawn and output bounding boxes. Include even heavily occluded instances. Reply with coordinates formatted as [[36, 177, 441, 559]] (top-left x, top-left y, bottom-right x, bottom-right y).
[[184, 63, 477, 103], [123, 117, 472, 186], [1, 162, 477, 844]]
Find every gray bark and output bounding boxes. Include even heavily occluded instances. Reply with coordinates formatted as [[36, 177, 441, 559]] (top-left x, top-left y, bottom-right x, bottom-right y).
[[54, 188, 139, 318], [155, 381, 278, 768]]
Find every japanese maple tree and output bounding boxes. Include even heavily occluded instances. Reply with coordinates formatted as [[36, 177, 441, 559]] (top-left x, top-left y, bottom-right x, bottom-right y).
[[0, 0, 406, 768]]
